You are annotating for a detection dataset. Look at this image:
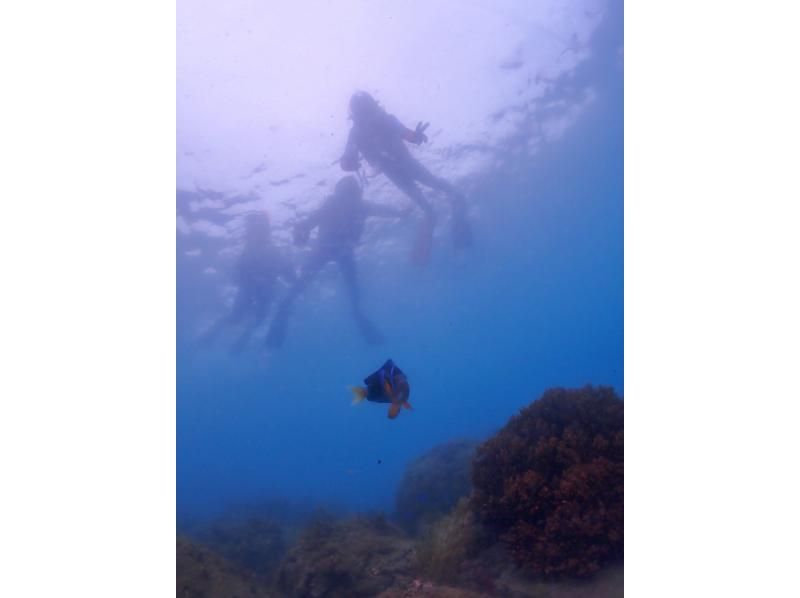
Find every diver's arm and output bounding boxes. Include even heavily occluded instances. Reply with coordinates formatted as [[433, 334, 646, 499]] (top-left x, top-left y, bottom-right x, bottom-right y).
[[402, 121, 429, 145], [340, 129, 361, 171], [390, 114, 429, 145]]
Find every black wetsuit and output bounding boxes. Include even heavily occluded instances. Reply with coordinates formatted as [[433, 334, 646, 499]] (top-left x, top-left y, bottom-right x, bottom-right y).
[[341, 109, 471, 249], [265, 186, 400, 348]]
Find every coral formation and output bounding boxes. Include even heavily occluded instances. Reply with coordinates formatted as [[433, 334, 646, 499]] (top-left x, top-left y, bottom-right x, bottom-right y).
[[275, 514, 416, 597], [395, 439, 478, 533], [471, 386, 624, 578], [176, 536, 278, 597]]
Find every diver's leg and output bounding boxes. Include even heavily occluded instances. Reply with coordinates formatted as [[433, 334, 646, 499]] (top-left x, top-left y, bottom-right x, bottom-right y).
[[337, 252, 384, 345], [381, 164, 436, 220], [265, 254, 324, 348], [408, 161, 457, 194], [408, 162, 473, 249], [381, 166, 436, 265]]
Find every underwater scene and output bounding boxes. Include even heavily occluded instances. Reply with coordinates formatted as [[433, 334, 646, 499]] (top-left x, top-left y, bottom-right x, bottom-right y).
[[177, 1, 623, 596]]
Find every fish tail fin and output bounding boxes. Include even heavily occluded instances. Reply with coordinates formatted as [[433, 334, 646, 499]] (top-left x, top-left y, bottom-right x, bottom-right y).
[[350, 386, 368, 405], [388, 402, 402, 419]]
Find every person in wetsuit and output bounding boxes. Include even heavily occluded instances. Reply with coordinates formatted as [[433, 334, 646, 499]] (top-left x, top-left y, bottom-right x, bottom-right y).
[[199, 211, 296, 354], [265, 175, 407, 348], [340, 91, 472, 264]]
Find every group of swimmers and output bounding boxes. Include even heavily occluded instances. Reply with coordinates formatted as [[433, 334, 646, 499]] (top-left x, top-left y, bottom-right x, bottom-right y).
[[198, 91, 472, 352]]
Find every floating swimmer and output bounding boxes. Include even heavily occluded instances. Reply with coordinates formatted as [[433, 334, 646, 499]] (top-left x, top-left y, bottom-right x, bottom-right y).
[[350, 359, 413, 419]]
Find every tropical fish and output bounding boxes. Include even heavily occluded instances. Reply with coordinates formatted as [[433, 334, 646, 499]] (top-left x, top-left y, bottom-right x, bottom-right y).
[[350, 359, 412, 419]]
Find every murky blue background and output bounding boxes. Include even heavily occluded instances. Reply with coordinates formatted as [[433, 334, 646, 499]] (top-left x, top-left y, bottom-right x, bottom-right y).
[[177, 0, 622, 521]]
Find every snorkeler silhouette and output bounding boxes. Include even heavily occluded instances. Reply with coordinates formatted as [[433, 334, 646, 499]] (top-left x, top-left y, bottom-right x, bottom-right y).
[[340, 91, 472, 265], [265, 176, 407, 348], [198, 212, 296, 354]]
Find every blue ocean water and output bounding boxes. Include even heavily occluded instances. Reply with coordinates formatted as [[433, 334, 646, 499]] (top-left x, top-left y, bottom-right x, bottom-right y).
[[177, 4, 622, 525]]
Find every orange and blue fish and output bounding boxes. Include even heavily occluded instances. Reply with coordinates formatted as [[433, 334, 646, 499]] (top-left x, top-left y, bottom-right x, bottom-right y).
[[350, 359, 413, 419]]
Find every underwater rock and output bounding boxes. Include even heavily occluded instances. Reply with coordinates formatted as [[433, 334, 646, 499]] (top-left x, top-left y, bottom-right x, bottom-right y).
[[191, 515, 287, 579], [275, 514, 416, 598], [471, 386, 624, 578], [176, 536, 277, 597], [395, 439, 478, 533]]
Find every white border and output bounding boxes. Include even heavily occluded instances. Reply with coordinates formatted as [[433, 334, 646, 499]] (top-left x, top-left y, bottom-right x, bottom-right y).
[[2, 1, 800, 596], [1, 2, 175, 596]]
